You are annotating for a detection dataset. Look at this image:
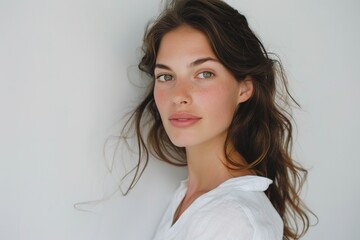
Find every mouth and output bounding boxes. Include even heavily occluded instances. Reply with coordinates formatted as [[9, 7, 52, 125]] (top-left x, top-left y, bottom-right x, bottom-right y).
[[169, 112, 202, 128]]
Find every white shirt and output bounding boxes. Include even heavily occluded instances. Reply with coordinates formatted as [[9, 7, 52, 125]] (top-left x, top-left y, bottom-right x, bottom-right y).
[[153, 176, 283, 240]]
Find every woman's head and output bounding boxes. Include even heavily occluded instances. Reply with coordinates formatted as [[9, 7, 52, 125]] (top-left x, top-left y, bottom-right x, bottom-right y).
[[123, 0, 312, 238], [139, 0, 277, 168]]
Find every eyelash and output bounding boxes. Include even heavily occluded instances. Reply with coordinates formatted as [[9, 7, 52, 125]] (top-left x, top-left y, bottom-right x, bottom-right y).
[[155, 71, 215, 82], [197, 71, 214, 79], [156, 74, 173, 82]]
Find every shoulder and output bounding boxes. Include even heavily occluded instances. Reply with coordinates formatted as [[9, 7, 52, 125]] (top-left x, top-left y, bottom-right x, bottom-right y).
[[192, 198, 254, 239], [185, 191, 283, 240]]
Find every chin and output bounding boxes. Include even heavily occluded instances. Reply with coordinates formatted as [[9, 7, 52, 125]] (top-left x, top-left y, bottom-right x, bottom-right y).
[[165, 129, 203, 148], [169, 140, 188, 148], [168, 136, 194, 148]]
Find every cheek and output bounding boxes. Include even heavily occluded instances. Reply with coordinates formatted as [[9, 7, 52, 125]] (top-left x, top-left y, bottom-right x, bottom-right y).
[[198, 86, 239, 129], [198, 86, 238, 111], [154, 88, 167, 113]]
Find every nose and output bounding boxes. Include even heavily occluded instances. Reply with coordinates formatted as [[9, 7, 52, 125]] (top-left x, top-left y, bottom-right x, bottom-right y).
[[172, 79, 192, 105]]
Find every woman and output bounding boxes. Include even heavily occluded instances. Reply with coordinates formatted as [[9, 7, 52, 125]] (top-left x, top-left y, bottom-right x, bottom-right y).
[[121, 0, 312, 239]]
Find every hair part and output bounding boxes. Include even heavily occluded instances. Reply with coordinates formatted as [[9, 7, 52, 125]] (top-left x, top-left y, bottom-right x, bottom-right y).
[[120, 0, 315, 239]]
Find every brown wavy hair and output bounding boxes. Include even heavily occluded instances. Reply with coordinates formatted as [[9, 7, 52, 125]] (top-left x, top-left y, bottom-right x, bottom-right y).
[[120, 0, 314, 239]]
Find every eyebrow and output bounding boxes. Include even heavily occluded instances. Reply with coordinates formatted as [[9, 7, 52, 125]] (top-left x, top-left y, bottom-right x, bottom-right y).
[[155, 57, 219, 71]]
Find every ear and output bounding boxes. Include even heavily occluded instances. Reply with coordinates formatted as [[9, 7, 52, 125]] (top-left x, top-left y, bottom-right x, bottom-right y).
[[237, 77, 253, 104]]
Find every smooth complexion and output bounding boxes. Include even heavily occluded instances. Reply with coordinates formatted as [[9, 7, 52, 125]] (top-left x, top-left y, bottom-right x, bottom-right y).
[[154, 25, 254, 223]]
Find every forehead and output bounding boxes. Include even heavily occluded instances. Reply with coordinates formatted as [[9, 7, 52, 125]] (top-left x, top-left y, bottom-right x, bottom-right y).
[[156, 25, 217, 63]]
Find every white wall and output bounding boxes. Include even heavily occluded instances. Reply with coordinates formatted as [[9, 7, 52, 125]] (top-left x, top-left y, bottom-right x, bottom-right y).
[[0, 0, 359, 239]]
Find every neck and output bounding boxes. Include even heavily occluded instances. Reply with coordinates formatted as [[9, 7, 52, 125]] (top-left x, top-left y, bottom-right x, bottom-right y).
[[185, 133, 250, 196]]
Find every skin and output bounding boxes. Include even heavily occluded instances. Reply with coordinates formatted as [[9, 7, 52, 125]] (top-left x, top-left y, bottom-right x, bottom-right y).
[[153, 25, 254, 223]]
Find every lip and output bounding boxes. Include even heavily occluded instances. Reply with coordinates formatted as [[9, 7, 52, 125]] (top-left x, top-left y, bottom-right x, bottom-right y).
[[169, 112, 202, 128]]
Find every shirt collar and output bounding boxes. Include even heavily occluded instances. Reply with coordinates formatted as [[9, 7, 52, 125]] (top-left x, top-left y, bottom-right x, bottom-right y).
[[180, 175, 272, 192]]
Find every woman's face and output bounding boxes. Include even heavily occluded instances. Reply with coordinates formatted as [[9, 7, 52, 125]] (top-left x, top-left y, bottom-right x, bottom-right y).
[[154, 25, 252, 148]]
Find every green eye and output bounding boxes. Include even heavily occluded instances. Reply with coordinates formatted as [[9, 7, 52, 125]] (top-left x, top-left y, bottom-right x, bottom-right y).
[[198, 71, 214, 79], [157, 74, 173, 82]]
